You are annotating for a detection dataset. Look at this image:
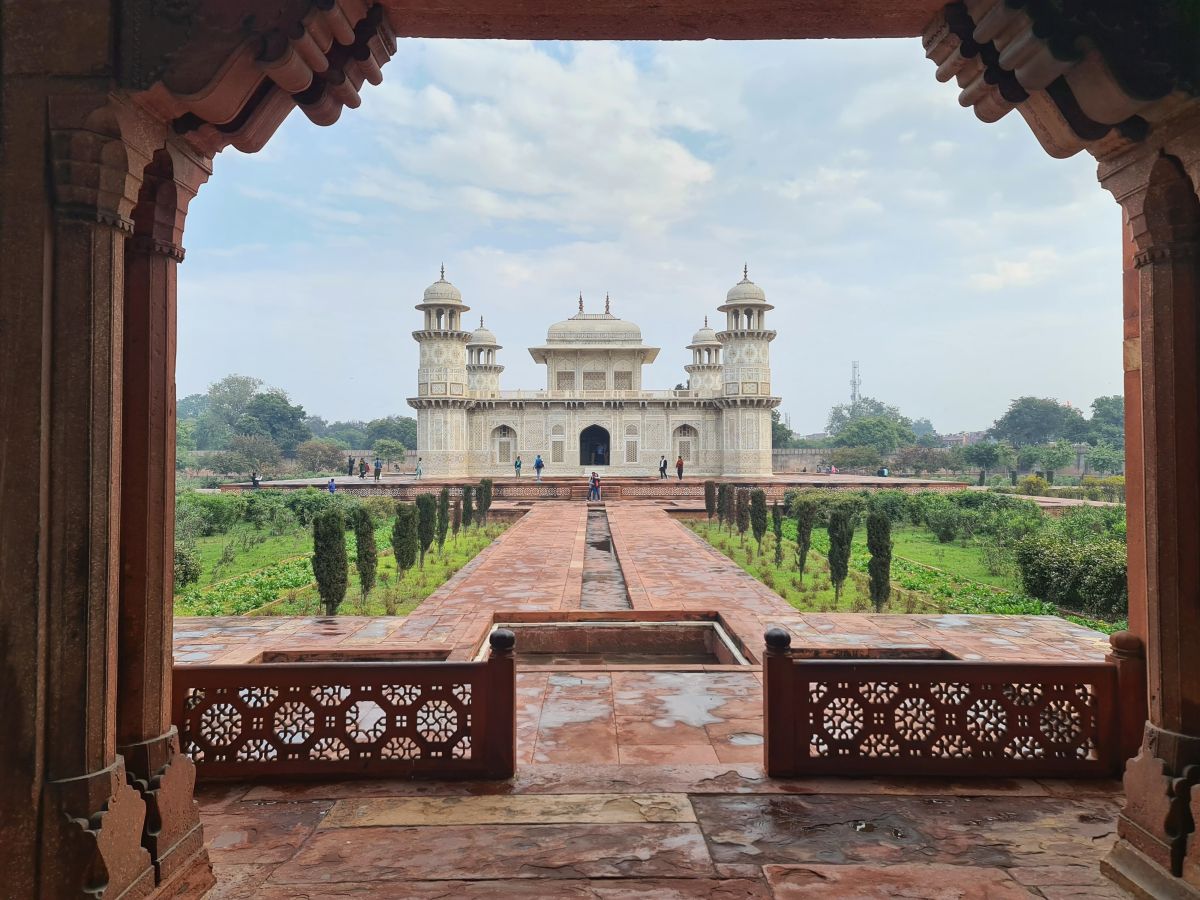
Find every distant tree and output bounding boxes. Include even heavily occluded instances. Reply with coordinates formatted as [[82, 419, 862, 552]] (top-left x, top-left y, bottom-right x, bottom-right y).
[[894, 446, 948, 475], [832, 416, 915, 454], [415, 493, 436, 567], [236, 390, 311, 450], [771, 410, 796, 448], [196, 374, 262, 449], [988, 397, 1087, 447], [827, 508, 854, 604], [750, 489, 768, 555], [176, 418, 198, 454], [177, 393, 210, 419], [911, 417, 936, 438], [367, 416, 418, 450], [173, 541, 201, 590], [962, 442, 1003, 485], [704, 481, 717, 520], [1039, 440, 1075, 484], [792, 494, 820, 583], [436, 487, 450, 552], [1088, 395, 1125, 449], [352, 506, 377, 610], [994, 442, 1018, 482], [717, 483, 733, 532], [915, 432, 943, 449], [771, 501, 784, 566], [461, 485, 474, 529], [1017, 444, 1043, 473], [391, 503, 419, 579], [830, 445, 882, 471], [324, 421, 369, 449], [827, 396, 911, 436], [296, 439, 346, 472], [1087, 442, 1124, 475], [224, 434, 281, 474], [304, 414, 329, 437], [735, 489, 750, 545], [373, 438, 409, 465], [312, 508, 348, 616], [451, 497, 463, 542], [477, 479, 494, 526], [866, 509, 893, 613]]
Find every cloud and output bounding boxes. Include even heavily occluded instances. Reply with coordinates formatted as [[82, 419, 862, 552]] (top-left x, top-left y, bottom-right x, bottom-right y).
[[968, 248, 1062, 291]]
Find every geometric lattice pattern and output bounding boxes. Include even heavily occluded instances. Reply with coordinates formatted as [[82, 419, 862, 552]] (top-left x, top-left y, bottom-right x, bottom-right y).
[[175, 663, 487, 779], [787, 662, 1118, 777]]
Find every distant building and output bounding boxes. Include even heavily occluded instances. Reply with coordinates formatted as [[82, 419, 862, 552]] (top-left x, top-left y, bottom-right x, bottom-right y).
[[940, 431, 987, 448], [408, 267, 781, 476]]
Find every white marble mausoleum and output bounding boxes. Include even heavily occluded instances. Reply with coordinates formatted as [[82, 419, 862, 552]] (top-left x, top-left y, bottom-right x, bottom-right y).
[[408, 267, 780, 477]]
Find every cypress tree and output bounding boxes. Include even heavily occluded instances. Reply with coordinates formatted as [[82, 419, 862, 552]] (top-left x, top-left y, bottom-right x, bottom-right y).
[[793, 494, 819, 584], [827, 507, 854, 604], [462, 485, 474, 529], [703, 480, 717, 521], [436, 486, 450, 553], [867, 509, 893, 613], [451, 496, 462, 541], [772, 501, 784, 566], [718, 483, 733, 532], [749, 489, 768, 556], [391, 503, 419, 579], [735, 488, 750, 545], [415, 493, 436, 568], [312, 508, 348, 617], [352, 505, 377, 610], [477, 478, 493, 527]]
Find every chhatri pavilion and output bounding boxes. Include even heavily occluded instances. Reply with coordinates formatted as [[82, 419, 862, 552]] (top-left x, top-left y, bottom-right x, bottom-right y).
[[408, 267, 781, 477]]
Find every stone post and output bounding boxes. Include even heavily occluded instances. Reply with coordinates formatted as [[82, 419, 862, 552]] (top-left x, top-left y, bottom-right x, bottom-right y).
[[484, 628, 517, 778], [117, 142, 212, 891], [763, 626, 795, 777]]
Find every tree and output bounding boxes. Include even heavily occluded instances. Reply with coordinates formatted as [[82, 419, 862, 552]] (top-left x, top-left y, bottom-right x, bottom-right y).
[[749, 489, 768, 555], [367, 416, 418, 450], [717, 483, 733, 532], [832, 416, 915, 454], [771, 409, 796, 448], [415, 493, 436, 567], [1039, 440, 1075, 483], [1087, 442, 1124, 475], [792, 494, 820, 584], [296, 439, 346, 472], [735, 489, 750, 544], [462, 485, 474, 529], [704, 481, 717, 520], [391, 503, 419, 579], [962, 442, 1003, 485], [324, 420, 368, 449], [988, 397, 1087, 447], [352, 506, 377, 610], [451, 497, 462, 542], [236, 389, 311, 451], [176, 418, 198, 454], [911, 417, 935, 438], [222, 434, 281, 474], [827, 508, 854, 604], [177, 393, 209, 419], [827, 396, 910, 436], [436, 487, 450, 552], [771, 501, 783, 566], [373, 438, 408, 465], [312, 508, 348, 616], [866, 509, 892, 613], [830, 445, 881, 470], [477, 479, 493, 526], [1087, 395, 1124, 449], [894, 446, 948, 475]]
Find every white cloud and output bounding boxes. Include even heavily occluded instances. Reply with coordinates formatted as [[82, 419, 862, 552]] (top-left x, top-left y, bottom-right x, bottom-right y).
[[968, 248, 1062, 291]]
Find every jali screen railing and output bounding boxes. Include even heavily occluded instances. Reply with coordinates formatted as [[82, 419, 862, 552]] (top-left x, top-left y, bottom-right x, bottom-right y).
[[173, 630, 516, 780], [763, 628, 1143, 779]]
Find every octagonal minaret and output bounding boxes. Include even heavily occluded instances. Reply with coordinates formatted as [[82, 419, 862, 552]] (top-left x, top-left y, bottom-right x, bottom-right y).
[[466, 317, 503, 397], [408, 266, 472, 476], [685, 317, 723, 396], [715, 265, 780, 476]]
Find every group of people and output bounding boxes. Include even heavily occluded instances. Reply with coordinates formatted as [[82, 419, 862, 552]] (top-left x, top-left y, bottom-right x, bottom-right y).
[[508, 453, 684, 482], [658, 455, 685, 480], [347, 455, 384, 482], [511, 455, 546, 481]]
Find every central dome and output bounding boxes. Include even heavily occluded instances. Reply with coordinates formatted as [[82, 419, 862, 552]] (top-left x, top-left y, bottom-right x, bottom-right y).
[[546, 311, 643, 344]]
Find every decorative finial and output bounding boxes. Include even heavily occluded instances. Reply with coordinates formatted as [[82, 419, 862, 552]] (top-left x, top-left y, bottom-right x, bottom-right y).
[[605, 292, 610, 315], [578, 292, 584, 313], [743, 263, 749, 281], [440, 262, 446, 280], [704, 315, 708, 328], [479, 316, 484, 328]]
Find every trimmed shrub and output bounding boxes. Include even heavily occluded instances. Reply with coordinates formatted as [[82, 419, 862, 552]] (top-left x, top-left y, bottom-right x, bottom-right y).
[[704, 480, 717, 520], [827, 508, 854, 603], [866, 510, 892, 613], [462, 485, 474, 529], [436, 486, 450, 551], [1014, 533, 1128, 619], [416, 493, 437, 567], [750, 489, 768, 555], [735, 489, 750, 544], [792, 494, 820, 583], [477, 478, 494, 526], [173, 542, 202, 591], [177, 490, 245, 536], [772, 501, 783, 566], [312, 508, 348, 616], [391, 503, 419, 575], [352, 505, 377, 609], [866, 489, 909, 523], [922, 496, 961, 543]]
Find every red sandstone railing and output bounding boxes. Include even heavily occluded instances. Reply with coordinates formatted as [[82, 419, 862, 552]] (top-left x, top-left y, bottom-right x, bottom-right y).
[[762, 628, 1145, 779], [173, 630, 516, 780]]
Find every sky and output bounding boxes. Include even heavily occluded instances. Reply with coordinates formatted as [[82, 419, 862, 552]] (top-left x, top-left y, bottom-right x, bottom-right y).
[[178, 38, 1123, 436]]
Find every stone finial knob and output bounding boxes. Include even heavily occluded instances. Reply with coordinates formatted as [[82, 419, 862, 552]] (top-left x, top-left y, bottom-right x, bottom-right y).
[[765, 626, 792, 651], [1109, 629, 1143, 657], [490, 627, 516, 652]]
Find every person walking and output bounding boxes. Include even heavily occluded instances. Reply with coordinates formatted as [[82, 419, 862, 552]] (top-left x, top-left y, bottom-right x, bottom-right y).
[[414, 457, 423, 479], [533, 454, 544, 482], [514, 455, 522, 478], [358, 457, 368, 479], [658, 455, 668, 479], [588, 471, 601, 501], [675, 455, 685, 480], [327, 478, 337, 494], [347, 456, 355, 478], [373, 457, 383, 481]]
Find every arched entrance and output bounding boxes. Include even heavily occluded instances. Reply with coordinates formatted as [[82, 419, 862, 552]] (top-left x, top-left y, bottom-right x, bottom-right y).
[[491, 424, 515, 465], [579, 425, 610, 466], [673, 424, 698, 466]]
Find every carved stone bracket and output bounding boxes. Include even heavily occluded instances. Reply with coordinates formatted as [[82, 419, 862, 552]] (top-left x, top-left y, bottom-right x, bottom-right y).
[[1118, 739, 1200, 875]]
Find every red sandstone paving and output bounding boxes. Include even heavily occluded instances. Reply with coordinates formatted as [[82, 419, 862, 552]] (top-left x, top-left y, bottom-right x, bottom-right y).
[[765, 863, 1037, 898], [246, 878, 772, 898]]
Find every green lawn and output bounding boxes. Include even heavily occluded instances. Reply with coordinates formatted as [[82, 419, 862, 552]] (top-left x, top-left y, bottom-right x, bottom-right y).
[[175, 522, 505, 617], [885, 526, 1021, 592]]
